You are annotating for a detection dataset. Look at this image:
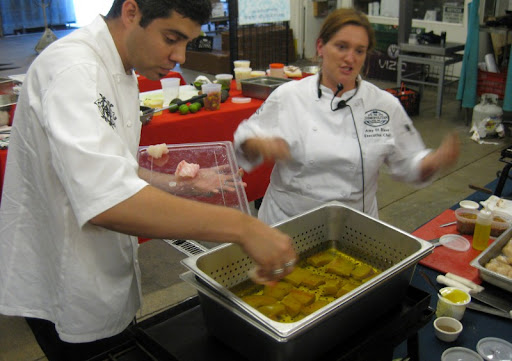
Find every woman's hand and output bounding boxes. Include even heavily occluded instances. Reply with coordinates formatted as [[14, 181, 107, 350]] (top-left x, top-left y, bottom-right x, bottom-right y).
[[420, 132, 460, 181], [242, 137, 291, 162]]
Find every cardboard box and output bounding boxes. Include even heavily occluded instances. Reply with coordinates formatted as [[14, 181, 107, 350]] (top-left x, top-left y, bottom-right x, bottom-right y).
[[183, 50, 230, 74], [312, 1, 329, 17]]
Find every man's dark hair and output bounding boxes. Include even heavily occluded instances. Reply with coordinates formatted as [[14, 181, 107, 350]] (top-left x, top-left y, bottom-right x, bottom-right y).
[[106, 0, 212, 27]]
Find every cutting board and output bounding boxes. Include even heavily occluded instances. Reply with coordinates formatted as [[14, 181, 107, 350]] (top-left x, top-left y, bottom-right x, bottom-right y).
[[414, 209, 495, 284]]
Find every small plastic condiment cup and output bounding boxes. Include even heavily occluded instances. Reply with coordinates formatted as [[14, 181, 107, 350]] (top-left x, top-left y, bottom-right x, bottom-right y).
[[436, 286, 471, 320], [433, 316, 463, 342], [201, 83, 222, 111]]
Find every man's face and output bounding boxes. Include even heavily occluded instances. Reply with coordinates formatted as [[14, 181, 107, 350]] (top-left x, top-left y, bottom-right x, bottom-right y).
[[125, 10, 202, 80]]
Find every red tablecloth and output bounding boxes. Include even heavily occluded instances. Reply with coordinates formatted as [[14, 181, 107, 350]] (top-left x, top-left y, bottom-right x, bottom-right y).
[[139, 82, 272, 202], [137, 71, 187, 93], [0, 80, 272, 206]]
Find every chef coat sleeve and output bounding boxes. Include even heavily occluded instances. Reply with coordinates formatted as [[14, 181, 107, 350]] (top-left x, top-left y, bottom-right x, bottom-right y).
[[233, 87, 285, 172], [42, 64, 148, 227], [385, 103, 432, 185]]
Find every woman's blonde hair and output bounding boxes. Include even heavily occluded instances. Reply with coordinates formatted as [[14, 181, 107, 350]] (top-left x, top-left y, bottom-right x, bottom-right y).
[[317, 8, 375, 52]]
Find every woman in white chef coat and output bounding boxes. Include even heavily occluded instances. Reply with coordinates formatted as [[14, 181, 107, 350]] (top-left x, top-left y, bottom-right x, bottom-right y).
[[234, 8, 459, 225]]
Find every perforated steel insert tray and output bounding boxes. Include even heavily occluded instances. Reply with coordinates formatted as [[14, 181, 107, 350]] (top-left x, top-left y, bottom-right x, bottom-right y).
[[181, 202, 433, 343]]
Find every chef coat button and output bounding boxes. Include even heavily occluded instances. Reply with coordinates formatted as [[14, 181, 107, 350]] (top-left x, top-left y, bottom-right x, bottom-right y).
[[312, 127, 318, 131], [127, 121, 132, 127], [309, 160, 314, 164], [306, 184, 312, 190]]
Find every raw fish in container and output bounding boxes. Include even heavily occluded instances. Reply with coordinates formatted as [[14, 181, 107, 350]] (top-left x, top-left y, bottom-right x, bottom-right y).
[[137, 142, 250, 215]]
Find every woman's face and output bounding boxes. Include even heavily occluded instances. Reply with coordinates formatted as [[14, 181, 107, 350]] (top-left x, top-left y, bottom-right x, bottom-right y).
[[317, 24, 369, 93]]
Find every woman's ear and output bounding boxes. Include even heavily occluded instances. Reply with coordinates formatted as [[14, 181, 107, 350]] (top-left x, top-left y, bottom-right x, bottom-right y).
[[316, 38, 324, 58]]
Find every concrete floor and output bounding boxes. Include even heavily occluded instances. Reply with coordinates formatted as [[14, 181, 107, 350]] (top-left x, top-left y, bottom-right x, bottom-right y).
[[1, 29, 511, 361]]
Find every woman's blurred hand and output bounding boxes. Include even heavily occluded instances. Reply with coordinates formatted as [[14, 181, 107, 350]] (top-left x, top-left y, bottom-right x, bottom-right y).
[[242, 137, 291, 162], [420, 132, 460, 181]]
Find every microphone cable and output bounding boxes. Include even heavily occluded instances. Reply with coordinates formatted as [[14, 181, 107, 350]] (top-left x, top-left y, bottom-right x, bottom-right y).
[[329, 91, 365, 213], [346, 103, 365, 213], [322, 80, 365, 212]]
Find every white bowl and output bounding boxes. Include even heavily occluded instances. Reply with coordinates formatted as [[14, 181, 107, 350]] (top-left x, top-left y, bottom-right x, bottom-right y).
[[434, 316, 463, 342]]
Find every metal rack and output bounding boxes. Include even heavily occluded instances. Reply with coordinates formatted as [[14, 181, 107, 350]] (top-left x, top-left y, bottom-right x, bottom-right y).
[[397, 42, 465, 118]]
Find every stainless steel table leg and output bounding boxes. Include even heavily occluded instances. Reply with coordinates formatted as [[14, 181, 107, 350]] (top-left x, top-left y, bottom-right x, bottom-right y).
[[436, 62, 446, 118]]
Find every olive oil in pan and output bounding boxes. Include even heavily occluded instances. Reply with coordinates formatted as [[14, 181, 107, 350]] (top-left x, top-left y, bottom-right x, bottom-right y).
[[231, 248, 381, 323]]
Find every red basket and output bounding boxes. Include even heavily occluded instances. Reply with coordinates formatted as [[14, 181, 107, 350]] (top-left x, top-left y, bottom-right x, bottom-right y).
[[386, 84, 420, 116], [477, 70, 507, 99]]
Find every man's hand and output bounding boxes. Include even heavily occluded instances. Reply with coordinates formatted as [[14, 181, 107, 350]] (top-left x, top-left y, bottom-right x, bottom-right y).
[[176, 165, 247, 196]]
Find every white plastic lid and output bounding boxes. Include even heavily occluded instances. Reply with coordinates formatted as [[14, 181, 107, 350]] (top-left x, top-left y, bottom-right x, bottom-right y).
[[442, 347, 484, 361], [459, 200, 480, 209], [477, 337, 512, 360], [479, 208, 493, 220], [439, 234, 470, 252], [232, 97, 251, 104]]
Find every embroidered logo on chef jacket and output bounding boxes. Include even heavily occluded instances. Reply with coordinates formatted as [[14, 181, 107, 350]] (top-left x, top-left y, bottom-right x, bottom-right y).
[[363, 110, 391, 139], [95, 94, 117, 129], [364, 110, 389, 127]]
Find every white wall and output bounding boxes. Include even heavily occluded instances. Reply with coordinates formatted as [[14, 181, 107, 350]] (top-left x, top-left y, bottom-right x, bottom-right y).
[[73, 0, 113, 27]]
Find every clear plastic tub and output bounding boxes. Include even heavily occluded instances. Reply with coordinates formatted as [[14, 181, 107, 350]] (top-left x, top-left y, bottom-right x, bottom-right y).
[[455, 208, 512, 237], [137, 141, 249, 214]]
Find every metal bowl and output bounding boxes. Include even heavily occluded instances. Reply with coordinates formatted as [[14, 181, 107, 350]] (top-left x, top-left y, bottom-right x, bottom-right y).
[[301, 65, 320, 75], [140, 106, 153, 125]]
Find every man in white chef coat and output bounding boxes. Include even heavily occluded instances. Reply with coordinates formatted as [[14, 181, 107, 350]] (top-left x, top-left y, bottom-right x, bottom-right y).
[[0, 1, 296, 360]]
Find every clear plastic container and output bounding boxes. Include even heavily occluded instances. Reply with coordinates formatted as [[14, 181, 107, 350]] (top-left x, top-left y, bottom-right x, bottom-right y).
[[201, 83, 222, 111], [455, 208, 511, 237], [137, 142, 250, 214], [214, 74, 233, 91], [269, 63, 285, 78]]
